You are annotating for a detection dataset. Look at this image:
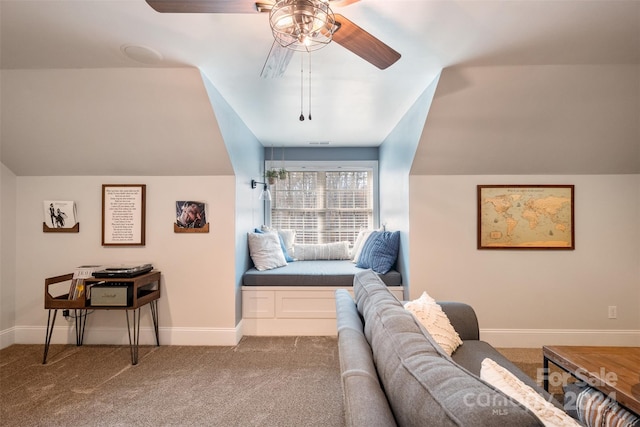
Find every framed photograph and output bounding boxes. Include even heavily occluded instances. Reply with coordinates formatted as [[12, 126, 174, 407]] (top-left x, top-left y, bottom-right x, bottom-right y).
[[102, 184, 146, 246], [477, 185, 574, 250]]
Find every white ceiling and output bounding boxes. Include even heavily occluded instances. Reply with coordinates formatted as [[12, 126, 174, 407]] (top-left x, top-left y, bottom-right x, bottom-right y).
[[2, 0, 638, 150]]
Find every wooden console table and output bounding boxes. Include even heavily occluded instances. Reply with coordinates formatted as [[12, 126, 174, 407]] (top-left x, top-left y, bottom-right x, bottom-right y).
[[543, 345, 640, 415], [43, 271, 161, 365]]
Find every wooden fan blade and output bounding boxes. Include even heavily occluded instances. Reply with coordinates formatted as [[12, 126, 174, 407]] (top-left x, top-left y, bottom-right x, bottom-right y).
[[329, 0, 360, 7], [332, 14, 401, 70], [260, 41, 295, 78], [145, 0, 260, 13]]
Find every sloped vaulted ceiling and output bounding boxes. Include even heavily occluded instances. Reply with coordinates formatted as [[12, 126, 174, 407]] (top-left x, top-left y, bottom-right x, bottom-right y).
[[1, 68, 234, 176], [411, 64, 640, 175], [1, 1, 639, 176]]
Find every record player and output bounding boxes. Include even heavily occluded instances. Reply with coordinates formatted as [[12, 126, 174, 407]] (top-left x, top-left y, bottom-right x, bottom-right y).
[[92, 263, 153, 278]]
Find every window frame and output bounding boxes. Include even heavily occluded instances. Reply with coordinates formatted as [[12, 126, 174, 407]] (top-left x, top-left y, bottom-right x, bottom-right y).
[[264, 160, 379, 242]]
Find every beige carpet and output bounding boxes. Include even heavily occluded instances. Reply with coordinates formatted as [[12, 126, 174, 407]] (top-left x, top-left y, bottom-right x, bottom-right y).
[[1, 338, 553, 427], [1, 337, 343, 427]]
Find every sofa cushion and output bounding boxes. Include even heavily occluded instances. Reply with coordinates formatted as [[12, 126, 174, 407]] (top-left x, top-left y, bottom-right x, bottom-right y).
[[335, 289, 397, 426], [353, 270, 543, 426]]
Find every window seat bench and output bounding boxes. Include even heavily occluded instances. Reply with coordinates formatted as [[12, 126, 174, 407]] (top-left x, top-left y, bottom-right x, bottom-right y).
[[241, 260, 403, 336]]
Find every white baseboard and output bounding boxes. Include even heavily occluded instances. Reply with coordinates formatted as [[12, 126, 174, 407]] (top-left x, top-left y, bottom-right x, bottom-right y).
[[161, 326, 242, 346], [0, 327, 16, 350], [11, 324, 243, 347], [481, 329, 640, 348]]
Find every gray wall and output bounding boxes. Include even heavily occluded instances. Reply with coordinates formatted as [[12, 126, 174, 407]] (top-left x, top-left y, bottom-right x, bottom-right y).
[[0, 164, 17, 348], [408, 64, 640, 346]]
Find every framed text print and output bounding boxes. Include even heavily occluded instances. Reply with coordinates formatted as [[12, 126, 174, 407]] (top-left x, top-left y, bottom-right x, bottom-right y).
[[477, 185, 574, 250], [102, 184, 146, 246]]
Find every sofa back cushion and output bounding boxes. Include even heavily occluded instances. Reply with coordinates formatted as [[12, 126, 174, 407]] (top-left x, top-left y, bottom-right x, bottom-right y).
[[353, 270, 543, 427], [335, 289, 397, 427]]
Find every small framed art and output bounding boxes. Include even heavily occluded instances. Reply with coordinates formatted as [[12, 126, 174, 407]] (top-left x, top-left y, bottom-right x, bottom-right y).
[[174, 201, 209, 233], [43, 200, 79, 232], [477, 185, 574, 250], [102, 184, 146, 246]]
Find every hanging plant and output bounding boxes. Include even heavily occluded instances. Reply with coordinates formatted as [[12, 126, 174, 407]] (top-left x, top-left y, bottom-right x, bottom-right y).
[[278, 146, 288, 180], [265, 169, 279, 185]]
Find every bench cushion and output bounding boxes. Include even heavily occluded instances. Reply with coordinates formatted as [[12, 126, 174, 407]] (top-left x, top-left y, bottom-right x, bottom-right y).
[[243, 260, 402, 287]]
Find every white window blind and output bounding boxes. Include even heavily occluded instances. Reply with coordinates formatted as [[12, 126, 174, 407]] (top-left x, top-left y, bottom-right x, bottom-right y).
[[270, 168, 373, 245]]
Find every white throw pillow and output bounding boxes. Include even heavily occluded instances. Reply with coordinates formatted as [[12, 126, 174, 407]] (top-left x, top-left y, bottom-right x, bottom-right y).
[[278, 229, 296, 257], [294, 242, 350, 260], [404, 291, 463, 356], [351, 229, 376, 263], [247, 232, 287, 271], [480, 358, 580, 427]]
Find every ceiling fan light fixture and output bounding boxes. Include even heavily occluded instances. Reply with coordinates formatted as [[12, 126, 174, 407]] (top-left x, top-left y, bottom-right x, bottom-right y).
[[269, 0, 336, 52]]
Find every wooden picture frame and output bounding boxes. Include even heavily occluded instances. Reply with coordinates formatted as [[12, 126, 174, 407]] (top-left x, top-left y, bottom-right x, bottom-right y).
[[477, 185, 574, 250], [102, 184, 146, 246]]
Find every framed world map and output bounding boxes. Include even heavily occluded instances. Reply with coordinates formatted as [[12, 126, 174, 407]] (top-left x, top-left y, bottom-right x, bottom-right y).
[[477, 185, 574, 250]]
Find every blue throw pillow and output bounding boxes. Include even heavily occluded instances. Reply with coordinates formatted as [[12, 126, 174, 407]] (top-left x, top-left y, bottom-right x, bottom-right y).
[[254, 227, 294, 262], [356, 231, 400, 274]]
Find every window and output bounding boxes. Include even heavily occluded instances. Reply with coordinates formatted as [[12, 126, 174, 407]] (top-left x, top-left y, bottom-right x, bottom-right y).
[[269, 162, 376, 245]]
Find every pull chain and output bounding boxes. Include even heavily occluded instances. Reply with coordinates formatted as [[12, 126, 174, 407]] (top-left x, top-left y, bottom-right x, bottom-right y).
[[308, 52, 312, 120], [299, 53, 305, 121]]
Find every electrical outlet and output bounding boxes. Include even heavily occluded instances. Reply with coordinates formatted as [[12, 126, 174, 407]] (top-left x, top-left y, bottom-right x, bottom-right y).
[[608, 306, 617, 319]]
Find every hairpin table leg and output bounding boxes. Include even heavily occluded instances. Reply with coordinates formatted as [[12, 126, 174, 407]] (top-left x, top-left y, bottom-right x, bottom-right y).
[[74, 309, 88, 346], [150, 300, 159, 346], [125, 308, 141, 365], [42, 309, 58, 364]]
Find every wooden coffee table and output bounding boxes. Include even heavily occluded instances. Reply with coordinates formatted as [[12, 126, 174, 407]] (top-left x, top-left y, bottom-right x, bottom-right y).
[[543, 345, 640, 415]]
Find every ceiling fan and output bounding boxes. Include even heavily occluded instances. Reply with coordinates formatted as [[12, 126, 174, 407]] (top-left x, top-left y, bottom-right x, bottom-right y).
[[145, 0, 401, 75]]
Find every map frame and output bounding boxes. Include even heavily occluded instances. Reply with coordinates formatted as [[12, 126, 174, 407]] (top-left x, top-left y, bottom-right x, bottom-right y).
[[477, 185, 574, 250]]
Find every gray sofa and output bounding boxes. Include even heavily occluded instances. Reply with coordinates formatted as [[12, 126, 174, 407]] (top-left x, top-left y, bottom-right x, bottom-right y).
[[336, 269, 562, 427]]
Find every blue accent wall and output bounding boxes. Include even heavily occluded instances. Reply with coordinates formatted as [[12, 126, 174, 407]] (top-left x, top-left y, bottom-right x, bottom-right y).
[[264, 147, 378, 162], [379, 73, 440, 294], [202, 73, 264, 325]]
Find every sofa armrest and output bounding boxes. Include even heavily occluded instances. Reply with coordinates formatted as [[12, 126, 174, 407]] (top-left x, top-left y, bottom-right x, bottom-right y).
[[438, 302, 480, 341]]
